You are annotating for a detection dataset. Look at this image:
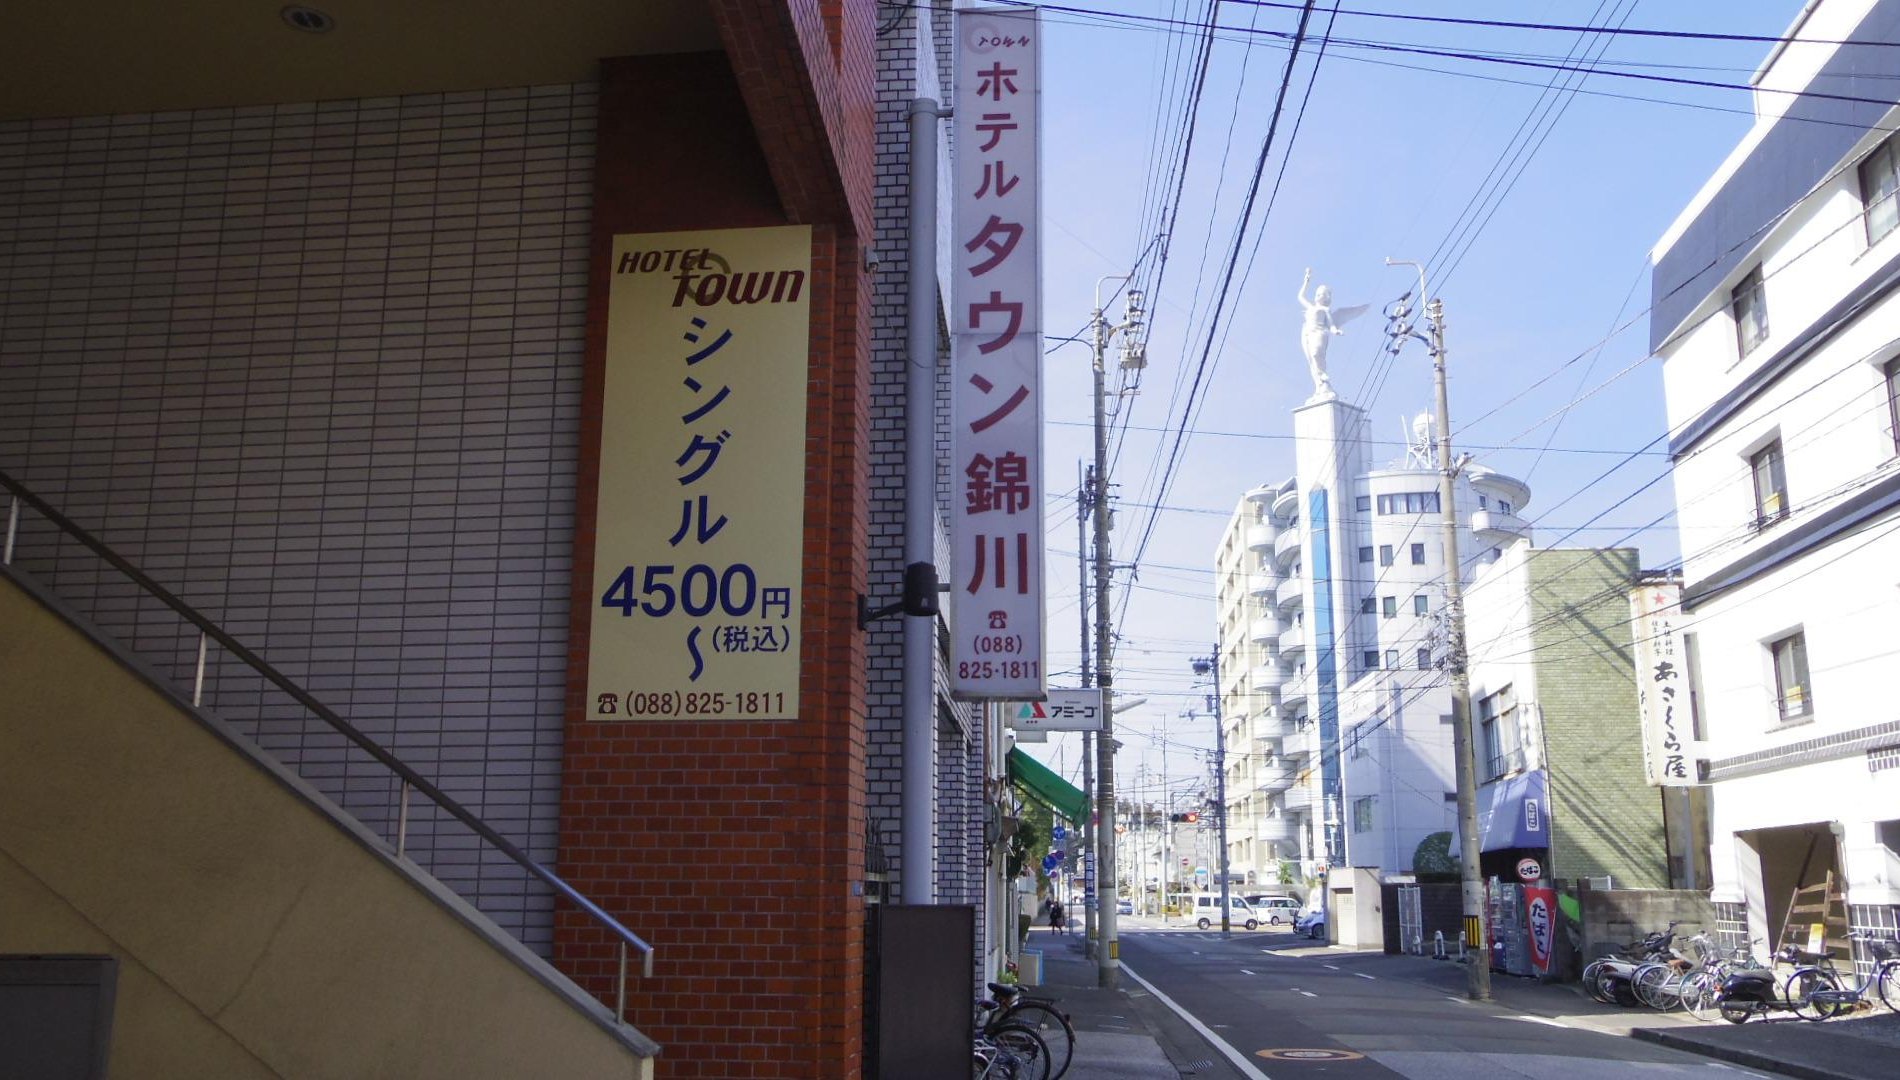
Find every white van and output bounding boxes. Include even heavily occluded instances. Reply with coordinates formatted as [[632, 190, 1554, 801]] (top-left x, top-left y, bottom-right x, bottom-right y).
[[1243, 895, 1302, 925], [1190, 894, 1258, 930]]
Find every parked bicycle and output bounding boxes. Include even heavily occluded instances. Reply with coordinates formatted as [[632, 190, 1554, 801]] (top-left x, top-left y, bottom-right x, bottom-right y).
[[1581, 922, 1680, 1006], [1679, 935, 1761, 1022], [972, 1019, 1050, 1080], [1780, 931, 1900, 1020], [980, 981, 1076, 1079]]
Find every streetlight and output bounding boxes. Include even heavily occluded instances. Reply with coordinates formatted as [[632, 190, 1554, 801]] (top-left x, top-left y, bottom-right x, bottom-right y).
[[1191, 652, 1231, 938]]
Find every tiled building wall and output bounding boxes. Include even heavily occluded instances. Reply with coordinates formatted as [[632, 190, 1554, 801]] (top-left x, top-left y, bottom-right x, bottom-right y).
[[871, 1, 980, 902], [0, 84, 597, 953], [1532, 548, 1670, 892]]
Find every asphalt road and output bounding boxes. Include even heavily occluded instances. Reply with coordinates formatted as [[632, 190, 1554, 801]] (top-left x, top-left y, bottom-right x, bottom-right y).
[[1113, 921, 1771, 1080]]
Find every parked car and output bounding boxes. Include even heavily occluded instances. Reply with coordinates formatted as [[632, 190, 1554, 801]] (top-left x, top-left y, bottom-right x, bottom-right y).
[[1117, 898, 1134, 915], [1189, 893, 1258, 930], [1294, 908, 1326, 940], [1242, 895, 1302, 925]]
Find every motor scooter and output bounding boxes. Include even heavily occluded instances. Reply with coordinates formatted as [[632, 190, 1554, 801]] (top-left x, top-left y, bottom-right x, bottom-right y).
[[1715, 946, 1827, 1024]]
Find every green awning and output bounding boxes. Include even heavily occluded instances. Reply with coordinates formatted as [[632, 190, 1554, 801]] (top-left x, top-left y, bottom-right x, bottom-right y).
[[1006, 747, 1088, 824]]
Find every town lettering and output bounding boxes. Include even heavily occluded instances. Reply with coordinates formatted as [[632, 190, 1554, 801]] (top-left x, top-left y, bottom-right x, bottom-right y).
[[670, 267, 805, 308]]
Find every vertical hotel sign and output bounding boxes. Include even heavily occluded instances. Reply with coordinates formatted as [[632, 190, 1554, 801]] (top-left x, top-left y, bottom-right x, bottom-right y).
[[1630, 581, 1693, 785], [587, 227, 809, 720], [951, 7, 1045, 700]]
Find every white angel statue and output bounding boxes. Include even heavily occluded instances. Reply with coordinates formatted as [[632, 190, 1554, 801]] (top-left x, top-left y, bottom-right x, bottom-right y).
[[1297, 269, 1369, 399]]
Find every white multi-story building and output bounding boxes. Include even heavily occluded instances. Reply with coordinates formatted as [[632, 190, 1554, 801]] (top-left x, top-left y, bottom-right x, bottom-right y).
[[1651, 0, 1900, 954], [1214, 397, 1531, 882]]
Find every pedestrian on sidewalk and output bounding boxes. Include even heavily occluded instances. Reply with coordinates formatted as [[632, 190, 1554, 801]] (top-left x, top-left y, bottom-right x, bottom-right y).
[[1049, 898, 1066, 936]]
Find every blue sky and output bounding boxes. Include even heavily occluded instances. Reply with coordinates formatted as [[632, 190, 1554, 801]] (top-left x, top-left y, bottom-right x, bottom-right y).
[[1021, 0, 1808, 796]]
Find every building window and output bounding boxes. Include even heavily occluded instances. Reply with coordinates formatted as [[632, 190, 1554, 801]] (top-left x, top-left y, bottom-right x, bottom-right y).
[[1478, 684, 1521, 780], [1352, 796, 1375, 833], [1498, 500, 1512, 515], [1750, 440, 1788, 527], [1409, 542, 1425, 565], [1386, 648, 1400, 670], [1416, 647, 1432, 670], [1379, 544, 1394, 567], [1362, 649, 1380, 671], [1732, 266, 1769, 357], [1360, 596, 1376, 615], [1885, 358, 1900, 455], [1358, 545, 1374, 564], [1478, 495, 1488, 509], [1382, 596, 1397, 618], [1413, 594, 1429, 616], [1355, 495, 1371, 512], [1860, 133, 1900, 245], [1377, 491, 1441, 514], [1771, 631, 1812, 724]]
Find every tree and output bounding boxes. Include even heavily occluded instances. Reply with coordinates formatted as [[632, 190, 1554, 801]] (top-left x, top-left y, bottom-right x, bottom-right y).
[[1413, 831, 1458, 880], [1008, 799, 1054, 890]]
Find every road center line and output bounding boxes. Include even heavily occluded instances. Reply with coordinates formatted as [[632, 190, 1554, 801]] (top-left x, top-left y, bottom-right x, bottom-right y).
[[1120, 962, 1275, 1080], [1241, 969, 1256, 975], [1355, 973, 1376, 980], [1323, 964, 1339, 970]]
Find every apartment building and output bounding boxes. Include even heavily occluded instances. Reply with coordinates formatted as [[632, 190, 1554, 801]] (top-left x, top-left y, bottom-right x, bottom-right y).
[[1213, 397, 1530, 882]]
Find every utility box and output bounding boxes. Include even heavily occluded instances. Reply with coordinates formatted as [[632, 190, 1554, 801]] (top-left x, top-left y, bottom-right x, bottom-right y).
[[867, 904, 974, 1080]]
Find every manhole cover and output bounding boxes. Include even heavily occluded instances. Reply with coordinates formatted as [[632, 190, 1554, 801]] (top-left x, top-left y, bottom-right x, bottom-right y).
[[1255, 1048, 1366, 1061]]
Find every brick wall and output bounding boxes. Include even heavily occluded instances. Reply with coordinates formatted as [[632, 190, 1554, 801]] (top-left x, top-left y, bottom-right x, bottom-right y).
[[1531, 548, 1671, 890], [554, 22, 877, 1076], [0, 84, 599, 953]]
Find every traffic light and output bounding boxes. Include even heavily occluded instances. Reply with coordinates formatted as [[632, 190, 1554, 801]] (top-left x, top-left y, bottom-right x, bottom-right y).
[[1169, 811, 1200, 824]]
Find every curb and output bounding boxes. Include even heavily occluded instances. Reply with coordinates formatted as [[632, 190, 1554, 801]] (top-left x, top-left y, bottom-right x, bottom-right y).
[[1631, 1026, 1861, 1080]]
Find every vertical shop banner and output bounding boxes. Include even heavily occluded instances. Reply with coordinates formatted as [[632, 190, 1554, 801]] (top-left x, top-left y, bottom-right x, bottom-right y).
[[1630, 582, 1694, 785], [950, 7, 1045, 700], [587, 227, 810, 720], [1525, 886, 1556, 974]]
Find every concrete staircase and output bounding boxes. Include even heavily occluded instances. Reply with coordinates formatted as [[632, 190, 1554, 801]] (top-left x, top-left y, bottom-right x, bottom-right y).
[[0, 569, 658, 1078]]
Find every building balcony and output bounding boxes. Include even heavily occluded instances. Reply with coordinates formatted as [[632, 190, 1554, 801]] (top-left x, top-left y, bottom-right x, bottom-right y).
[[1471, 508, 1530, 543], [1283, 785, 1314, 813], [1272, 527, 1302, 568], [1251, 813, 1295, 844], [1250, 663, 1283, 691], [1277, 621, 1305, 657], [1249, 614, 1279, 645], [1255, 769, 1293, 795], [1271, 484, 1299, 521], [1277, 590, 1304, 626], [1245, 522, 1276, 552], [1249, 571, 1278, 600]]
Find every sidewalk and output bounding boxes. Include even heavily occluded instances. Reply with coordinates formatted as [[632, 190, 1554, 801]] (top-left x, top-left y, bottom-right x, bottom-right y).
[[1022, 930, 1237, 1079], [1352, 944, 1898, 1080]]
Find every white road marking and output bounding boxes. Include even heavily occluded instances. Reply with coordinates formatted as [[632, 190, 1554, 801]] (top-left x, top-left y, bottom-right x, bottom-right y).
[[1355, 973, 1376, 980], [1446, 996, 1470, 1004], [1119, 962, 1275, 1080], [1323, 964, 1340, 970], [1510, 1015, 1567, 1028], [1241, 969, 1257, 975], [1291, 989, 1318, 997]]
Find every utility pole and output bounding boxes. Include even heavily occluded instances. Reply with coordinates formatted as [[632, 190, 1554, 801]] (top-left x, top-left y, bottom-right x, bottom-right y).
[[1089, 276, 1140, 988], [1078, 463, 1095, 955], [1387, 258, 1491, 1001], [1193, 651, 1231, 937]]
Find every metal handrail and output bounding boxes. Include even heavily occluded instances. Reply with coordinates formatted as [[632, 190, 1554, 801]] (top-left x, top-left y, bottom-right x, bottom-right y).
[[0, 469, 655, 994]]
